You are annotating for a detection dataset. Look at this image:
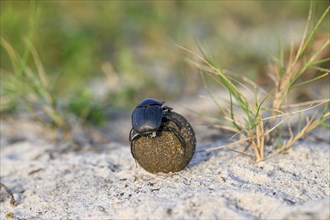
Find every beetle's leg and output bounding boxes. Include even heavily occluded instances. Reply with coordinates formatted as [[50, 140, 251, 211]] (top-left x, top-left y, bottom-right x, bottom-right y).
[[163, 113, 183, 130], [129, 129, 141, 159], [129, 128, 134, 141], [129, 129, 135, 158], [160, 125, 186, 155]]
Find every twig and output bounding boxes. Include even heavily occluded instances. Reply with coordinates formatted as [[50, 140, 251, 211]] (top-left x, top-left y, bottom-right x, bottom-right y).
[[0, 183, 16, 206]]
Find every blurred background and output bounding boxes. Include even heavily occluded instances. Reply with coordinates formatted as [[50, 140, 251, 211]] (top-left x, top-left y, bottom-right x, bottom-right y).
[[0, 1, 329, 144]]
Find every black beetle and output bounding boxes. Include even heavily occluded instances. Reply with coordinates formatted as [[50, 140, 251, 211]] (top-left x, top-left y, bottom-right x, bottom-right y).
[[129, 98, 186, 159]]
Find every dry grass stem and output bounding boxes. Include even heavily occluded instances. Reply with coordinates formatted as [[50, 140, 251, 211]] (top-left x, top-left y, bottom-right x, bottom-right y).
[[183, 6, 329, 161]]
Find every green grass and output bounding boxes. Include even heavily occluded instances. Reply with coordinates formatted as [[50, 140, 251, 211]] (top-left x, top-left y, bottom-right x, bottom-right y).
[[1, 1, 326, 104], [1, 36, 109, 143], [183, 5, 329, 161], [1, 36, 71, 138], [1, 1, 328, 152]]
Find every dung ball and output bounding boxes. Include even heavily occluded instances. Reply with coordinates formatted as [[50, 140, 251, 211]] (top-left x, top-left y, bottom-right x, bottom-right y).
[[131, 111, 196, 173]]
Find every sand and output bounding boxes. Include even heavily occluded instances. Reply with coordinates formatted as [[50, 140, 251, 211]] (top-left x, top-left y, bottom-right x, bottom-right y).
[[1, 136, 329, 219], [1, 95, 329, 220]]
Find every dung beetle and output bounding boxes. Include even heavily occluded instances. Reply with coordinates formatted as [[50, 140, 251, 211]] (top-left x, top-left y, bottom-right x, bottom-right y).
[[129, 98, 186, 159]]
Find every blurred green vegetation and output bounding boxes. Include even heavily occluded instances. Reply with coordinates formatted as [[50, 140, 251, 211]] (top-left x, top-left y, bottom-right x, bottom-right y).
[[67, 89, 106, 126], [1, 1, 328, 125]]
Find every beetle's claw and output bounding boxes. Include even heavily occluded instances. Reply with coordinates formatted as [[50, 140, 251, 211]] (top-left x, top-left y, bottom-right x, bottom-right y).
[[163, 106, 173, 112]]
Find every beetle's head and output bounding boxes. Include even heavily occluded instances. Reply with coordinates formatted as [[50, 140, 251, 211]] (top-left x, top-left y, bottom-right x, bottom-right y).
[[137, 98, 164, 108]]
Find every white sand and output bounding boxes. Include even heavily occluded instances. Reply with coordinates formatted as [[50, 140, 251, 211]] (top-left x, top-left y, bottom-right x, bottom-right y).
[[1, 137, 329, 219]]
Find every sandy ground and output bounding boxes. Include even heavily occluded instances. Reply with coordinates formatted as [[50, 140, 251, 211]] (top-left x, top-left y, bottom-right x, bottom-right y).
[[1, 96, 329, 220], [1, 134, 329, 219]]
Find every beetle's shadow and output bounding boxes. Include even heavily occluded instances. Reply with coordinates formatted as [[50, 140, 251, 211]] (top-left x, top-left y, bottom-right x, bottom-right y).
[[188, 139, 256, 170], [188, 150, 214, 168], [188, 141, 227, 168]]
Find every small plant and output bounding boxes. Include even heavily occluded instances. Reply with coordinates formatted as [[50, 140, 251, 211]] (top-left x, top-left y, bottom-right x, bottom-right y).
[[1, 38, 108, 145], [0, 2, 109, 145], [1, 37, 72, 140], [0, 2, 73, 141], [181, 6, 329, 161]]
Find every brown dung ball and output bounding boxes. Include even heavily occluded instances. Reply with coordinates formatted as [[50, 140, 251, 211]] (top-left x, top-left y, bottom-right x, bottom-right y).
[[132, 111, 196, 173]]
